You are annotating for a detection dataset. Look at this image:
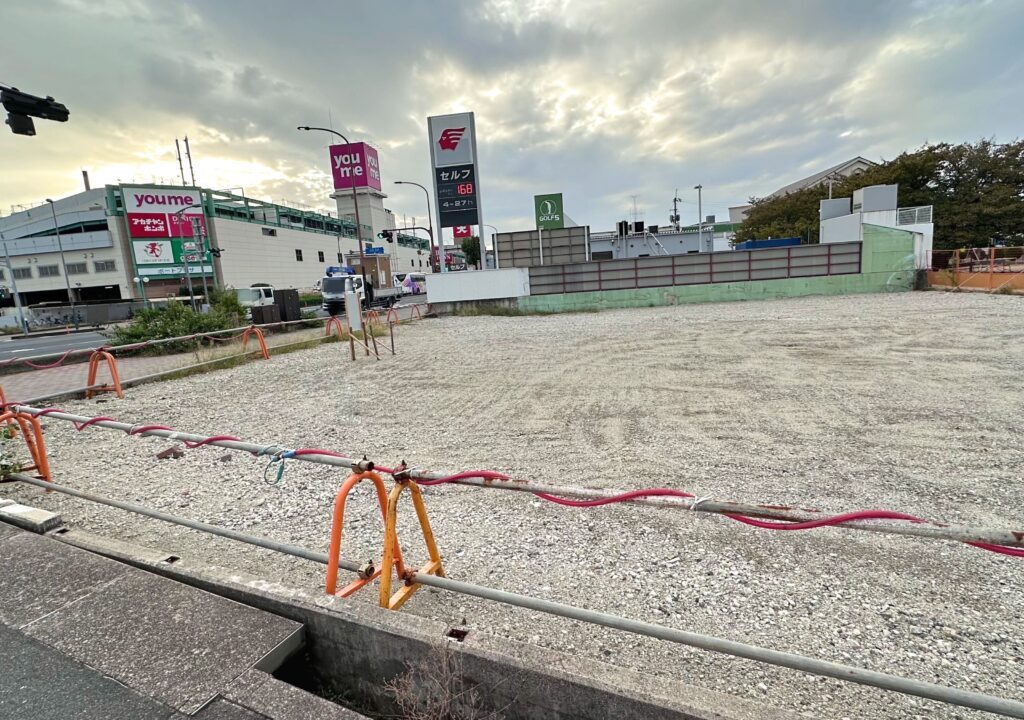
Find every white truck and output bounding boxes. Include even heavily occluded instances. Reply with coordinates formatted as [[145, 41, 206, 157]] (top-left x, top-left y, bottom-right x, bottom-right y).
[[320, 273, 401, 316], [235, 286, 275, 311]]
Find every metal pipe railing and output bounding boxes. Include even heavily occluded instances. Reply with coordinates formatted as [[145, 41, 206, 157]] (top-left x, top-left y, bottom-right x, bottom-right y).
[[9, 405, 1024, 551], [10, 473, 1024, 718]]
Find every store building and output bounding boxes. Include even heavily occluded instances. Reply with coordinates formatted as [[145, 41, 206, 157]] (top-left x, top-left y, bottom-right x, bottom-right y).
[[0, 183, 431, 313]]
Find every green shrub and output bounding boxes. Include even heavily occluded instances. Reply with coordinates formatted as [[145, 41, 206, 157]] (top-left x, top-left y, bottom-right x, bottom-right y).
[[112, 299, 243, 353]]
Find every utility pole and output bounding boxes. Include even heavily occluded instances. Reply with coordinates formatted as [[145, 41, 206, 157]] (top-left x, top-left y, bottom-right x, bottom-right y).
[[45, 199, 78, 328], [184, 136, 196, 186], [0, 230, 28, 334], [175, 139, 187, 186], [671, 189, 682, 232]]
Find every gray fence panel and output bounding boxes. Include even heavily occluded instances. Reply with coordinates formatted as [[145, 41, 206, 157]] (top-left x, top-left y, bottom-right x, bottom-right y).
[[525, 242, 862, 295]]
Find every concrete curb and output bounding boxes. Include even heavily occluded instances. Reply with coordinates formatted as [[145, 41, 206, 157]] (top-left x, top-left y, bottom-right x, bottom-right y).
[[54, 527, 809, 720], [0, 495, 63, 533]]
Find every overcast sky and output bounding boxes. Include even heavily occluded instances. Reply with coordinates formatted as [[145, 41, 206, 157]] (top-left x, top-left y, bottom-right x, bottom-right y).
[[2, 0, 1021, 240]]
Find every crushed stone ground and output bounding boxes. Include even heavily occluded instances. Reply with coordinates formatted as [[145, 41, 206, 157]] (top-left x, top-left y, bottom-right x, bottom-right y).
[[7, 291, 1023, 720]]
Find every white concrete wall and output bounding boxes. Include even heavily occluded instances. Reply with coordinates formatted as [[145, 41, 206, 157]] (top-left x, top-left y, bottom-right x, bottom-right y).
[[898, 222, 934, 269], [426, 268, 530, 304], [820, 213, 862, 244], [213, 218, 363, 290]]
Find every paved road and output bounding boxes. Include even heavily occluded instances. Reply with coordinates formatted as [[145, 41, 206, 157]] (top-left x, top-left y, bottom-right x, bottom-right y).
[[0, 331, 108, 362], [303, 295, 427, 317]]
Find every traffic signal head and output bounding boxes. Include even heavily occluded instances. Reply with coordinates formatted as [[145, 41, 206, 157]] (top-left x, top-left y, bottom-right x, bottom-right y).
[[377, 229, 394, 243], [2, 87, 70, 136]]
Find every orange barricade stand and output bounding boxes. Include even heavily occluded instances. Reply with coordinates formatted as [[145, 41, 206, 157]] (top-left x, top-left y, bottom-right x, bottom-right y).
[[326, 471, 406, 598], [385, 307, 400, 326], [85, 350, 124, 399], [0, 408, 52, 484], [241, 327, 270, 360], [379, 478, 444, 610], [363, 310, 381, 327], [324, 316, 346, 339]]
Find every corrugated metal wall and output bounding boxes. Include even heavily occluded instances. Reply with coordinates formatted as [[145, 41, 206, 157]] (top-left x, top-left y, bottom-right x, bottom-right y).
[[496, 227, 589, 268], [528, 242, 862, 296]]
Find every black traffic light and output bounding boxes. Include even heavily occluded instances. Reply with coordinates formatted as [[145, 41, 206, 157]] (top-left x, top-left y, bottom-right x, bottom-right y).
[[1, 86, 70, 136], [209, 248, 223, 258], [377, 229, 394, 243]]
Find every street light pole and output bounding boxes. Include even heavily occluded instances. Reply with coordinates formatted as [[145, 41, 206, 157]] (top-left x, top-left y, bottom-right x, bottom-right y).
[[171, 203, 204, 312], [190, 216, 210, 307], [394, 180, 438, 273], [694, 184, 704, 253], [45, 199, 78, 329], [483, 223, 498, 269], [297, 126, 367, 285]]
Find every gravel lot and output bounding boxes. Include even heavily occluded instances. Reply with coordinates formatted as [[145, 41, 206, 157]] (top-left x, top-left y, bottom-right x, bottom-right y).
[[7, 291, 1023, 720]]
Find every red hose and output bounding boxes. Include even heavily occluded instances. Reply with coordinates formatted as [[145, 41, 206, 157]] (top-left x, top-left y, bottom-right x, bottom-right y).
[[127, 424, 173, 435], [73, 416, 117, 431], [723, 509, 925, 531], [23, 349, 76, 370], [34, 407, 116, 431], [414, 470, 511, 487], [290, 448, 351, 459], [968, 542, 1024, 558], [183, 435, 241, 448], [17, 407, 1024, 560], [534, 487, 695, 507]]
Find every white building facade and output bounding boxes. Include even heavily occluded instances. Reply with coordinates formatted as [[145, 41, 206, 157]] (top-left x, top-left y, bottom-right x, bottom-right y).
[[819, 184, 934, 269], [0, 184, 431, 311]]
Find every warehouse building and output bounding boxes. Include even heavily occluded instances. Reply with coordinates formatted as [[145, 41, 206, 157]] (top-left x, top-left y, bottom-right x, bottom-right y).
[[0, 184, 431, 314]]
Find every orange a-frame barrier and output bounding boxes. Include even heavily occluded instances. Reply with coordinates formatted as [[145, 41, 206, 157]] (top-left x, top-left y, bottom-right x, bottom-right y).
[[379, 478, 445, 610], [240, 326, 270, 360], [85, 350, 124, 399], [325, 471, 407, 598], [0, 390, 52, 483], [324, 316, 347, 339]]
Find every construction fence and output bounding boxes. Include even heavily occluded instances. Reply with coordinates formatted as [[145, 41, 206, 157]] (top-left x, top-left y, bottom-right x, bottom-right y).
[[928, 247, 1024, 293]]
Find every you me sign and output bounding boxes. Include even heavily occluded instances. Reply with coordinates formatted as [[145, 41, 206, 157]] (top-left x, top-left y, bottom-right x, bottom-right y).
[[329, 142, 382, 191]]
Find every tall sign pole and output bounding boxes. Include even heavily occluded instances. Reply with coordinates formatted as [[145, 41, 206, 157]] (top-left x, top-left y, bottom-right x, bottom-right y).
[[428, 112, 482, 272]]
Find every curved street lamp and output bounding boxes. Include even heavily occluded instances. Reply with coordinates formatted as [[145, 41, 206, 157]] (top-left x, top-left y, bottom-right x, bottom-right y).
[[297, 126, 367, 283], [394, 180, 440, 273]]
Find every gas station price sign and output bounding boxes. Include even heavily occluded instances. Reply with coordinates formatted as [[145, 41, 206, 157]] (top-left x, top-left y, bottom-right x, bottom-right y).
[[434, 163, 478, 228]]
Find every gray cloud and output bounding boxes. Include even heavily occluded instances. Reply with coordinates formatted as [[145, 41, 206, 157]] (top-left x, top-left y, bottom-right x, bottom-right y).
[[1, 0, 1020, 234]]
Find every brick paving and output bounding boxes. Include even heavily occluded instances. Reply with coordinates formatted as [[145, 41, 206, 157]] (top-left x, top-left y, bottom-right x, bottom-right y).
[[0, 304, 426, 403]]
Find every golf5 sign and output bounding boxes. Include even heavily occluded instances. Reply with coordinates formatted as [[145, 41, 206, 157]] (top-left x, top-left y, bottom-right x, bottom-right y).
[[534, 193, 564, 230]]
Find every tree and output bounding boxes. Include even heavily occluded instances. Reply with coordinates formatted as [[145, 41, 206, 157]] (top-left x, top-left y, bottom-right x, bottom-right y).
[[460, 236, 481, 267], [735, 140, 1024, 249]]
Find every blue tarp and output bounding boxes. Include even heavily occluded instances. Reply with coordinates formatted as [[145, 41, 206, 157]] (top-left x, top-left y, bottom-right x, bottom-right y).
[[732, 237, 801, 250]]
